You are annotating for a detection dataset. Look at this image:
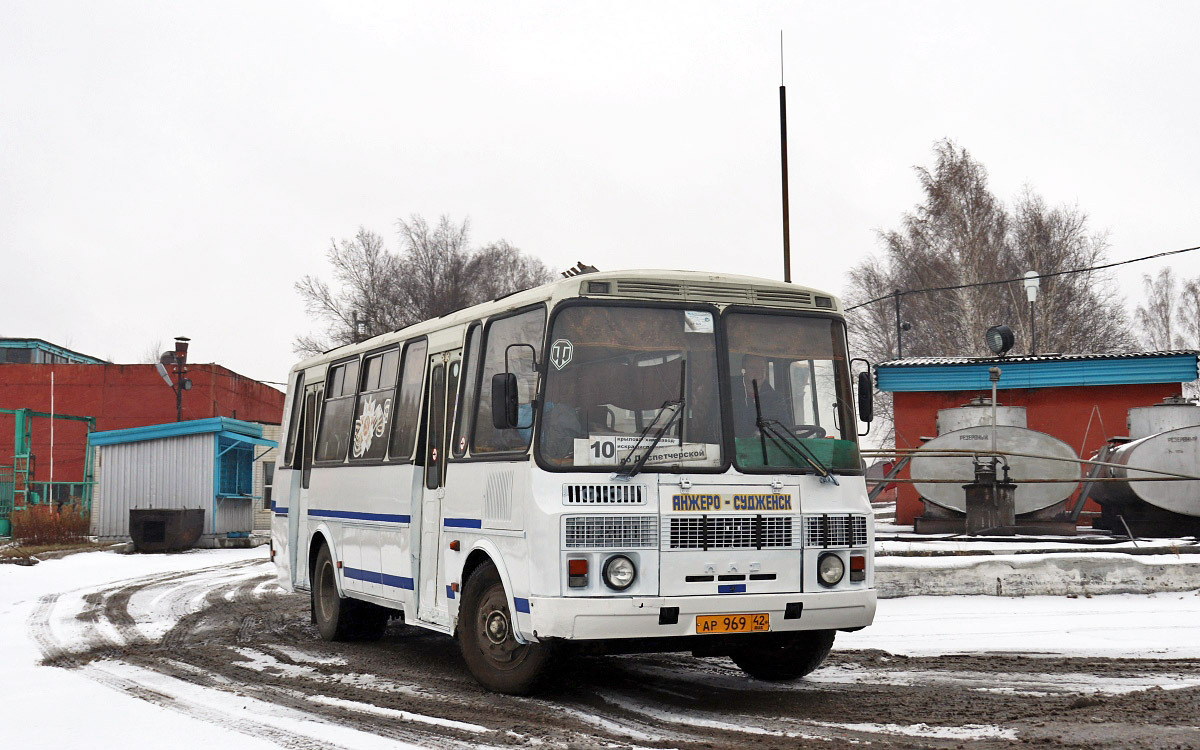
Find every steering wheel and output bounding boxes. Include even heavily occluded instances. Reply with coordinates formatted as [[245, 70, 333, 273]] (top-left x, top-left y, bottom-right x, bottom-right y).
[[792, 424, 826, 439]]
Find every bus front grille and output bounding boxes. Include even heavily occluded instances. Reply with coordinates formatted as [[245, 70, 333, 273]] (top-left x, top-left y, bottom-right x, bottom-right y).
[[665, 516, 798, 550], [803, 514, 869, 548], [563, 515, 658, 548]]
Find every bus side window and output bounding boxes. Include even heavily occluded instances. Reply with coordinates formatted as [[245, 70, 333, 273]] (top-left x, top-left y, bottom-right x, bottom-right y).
[[452, 324, 481, 458], [389, 339, 428, 462], [472, 307, 546, 454], [349, 347, 400, 461], [315, 358, 359, 463], [282, 371, 304, 468]]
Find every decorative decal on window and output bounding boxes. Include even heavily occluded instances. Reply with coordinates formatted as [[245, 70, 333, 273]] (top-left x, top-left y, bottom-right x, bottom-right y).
[[352, 395, 393, 458], [550, 339, 574, 370]]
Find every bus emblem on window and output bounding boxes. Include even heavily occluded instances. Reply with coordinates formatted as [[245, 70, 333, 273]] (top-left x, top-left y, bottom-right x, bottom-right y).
[[352, 396, 393, 458], [550, 339, 574, 370]]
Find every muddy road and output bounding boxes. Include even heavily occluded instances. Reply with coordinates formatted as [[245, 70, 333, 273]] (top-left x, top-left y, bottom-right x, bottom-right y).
[[28, 557, 1200, 749]]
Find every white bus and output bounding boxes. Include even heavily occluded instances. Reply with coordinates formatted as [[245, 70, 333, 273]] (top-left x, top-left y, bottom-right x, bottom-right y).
[[272, 269, 876, 694]]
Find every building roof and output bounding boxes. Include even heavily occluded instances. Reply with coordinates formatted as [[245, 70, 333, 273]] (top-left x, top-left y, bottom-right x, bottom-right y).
[[89, 417, 277, 447], [0, 337, 108, 364], [876, 351, 1200, 392]]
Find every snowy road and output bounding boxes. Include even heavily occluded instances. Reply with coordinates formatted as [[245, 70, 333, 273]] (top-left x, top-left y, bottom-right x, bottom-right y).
[[5, 548, 1200, 749]]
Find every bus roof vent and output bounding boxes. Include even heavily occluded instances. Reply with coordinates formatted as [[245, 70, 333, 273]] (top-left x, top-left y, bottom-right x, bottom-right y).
[[563, 484, 646, 505], [614, 280, 684, 299], [684, 283, 753, 304], [751, 287, 816, 308]]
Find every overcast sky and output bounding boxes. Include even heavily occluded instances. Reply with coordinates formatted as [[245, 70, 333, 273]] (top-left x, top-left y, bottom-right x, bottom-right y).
[[4, 1, 1198, 384]]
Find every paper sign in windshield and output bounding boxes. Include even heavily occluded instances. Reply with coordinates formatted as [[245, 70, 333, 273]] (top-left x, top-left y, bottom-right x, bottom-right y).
[[573, 436, 709, 466], [684, 311, 713, 333]]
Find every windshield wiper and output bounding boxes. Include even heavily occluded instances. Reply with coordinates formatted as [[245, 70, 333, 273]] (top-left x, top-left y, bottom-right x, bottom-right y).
[[752, 380, 839, 485], [616, 360, 686, 478]]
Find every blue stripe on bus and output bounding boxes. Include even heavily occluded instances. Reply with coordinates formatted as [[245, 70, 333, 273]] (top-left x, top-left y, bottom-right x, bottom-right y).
[[446, 585, 455, 600], [443, 517, 483, 529], [513, 597, 530, 613], [718, 584, 747, 594], [308, 509, 411, 524], [343, 567, 414, 590], [272, 506, 288, 515]]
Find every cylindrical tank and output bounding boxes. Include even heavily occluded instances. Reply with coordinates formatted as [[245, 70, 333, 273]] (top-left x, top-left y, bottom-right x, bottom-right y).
[[910, 425, 1080, 514], [1092, 425, 1200, 517], [1127, 397, 1200, 439], [936, 397, 1027, 435]]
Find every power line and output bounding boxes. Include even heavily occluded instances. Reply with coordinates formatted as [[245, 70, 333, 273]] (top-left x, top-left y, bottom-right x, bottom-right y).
[[844, 243, 1200, 313]]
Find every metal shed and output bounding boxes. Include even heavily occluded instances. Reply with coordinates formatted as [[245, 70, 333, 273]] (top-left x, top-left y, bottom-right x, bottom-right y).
[[89, 417, 277, 545]]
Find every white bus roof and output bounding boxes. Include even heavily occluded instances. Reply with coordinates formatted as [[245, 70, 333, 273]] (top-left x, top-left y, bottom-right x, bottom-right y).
[[292, 269, 841, 372]]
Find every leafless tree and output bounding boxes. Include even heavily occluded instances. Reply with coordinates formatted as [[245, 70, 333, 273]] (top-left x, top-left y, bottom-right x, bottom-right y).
[[141, 339, 165, 364], [1134, 268, 1187, 350], [294, 217, 554, 356], [844, 140, 1137, 442]]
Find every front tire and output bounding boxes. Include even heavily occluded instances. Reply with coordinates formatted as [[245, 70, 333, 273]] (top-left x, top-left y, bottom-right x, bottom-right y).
[[730, 630, 835, 680], [458, 562, 554, 694], [311, 544, 389, 641]]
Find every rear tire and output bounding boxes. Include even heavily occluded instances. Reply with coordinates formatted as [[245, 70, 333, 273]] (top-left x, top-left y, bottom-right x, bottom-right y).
[[730, 630, 835, 680], [311, 544, 390, 641], [458, 562, 554, 694]]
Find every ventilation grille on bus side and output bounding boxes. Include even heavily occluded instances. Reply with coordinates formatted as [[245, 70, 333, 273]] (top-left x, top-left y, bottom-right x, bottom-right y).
[[803, 515, 869, 548], [563, 484, 645, 505], [665, 516, 798, 549], [563, 515, 658, 549], [483, 469, 514, 523], [599, 279, 824, 309]]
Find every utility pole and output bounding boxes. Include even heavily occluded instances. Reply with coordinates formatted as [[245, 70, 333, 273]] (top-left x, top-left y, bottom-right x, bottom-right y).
[[779, 33, 791, 283], [172, 337, 191, 422]]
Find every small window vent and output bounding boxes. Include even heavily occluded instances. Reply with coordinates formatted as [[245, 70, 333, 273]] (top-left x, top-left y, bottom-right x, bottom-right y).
[[564, 515, 658, 549], [684, 283, 752, 304], [563, 484, 645, 505], [752, 287, 815, 308]]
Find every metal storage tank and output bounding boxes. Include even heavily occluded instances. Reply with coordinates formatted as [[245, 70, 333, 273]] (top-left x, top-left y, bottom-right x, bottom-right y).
[[1127, 396, 1200, 439], [910, 424, 1081, 515], [89, 417, 277, 546], [936, 397, 1027, 434], [1093, 425, 1200, 518]]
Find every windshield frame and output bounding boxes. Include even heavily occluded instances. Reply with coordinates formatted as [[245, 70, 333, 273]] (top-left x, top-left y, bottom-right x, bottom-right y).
[[533, 298, 730, 475], [720, 305, 863, 476]]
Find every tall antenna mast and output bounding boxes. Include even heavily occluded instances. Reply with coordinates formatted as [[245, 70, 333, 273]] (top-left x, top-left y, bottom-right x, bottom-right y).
[[779, 31, 792, 283]]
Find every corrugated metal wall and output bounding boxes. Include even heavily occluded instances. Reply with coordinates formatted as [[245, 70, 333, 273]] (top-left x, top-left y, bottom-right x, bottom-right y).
[[91, 434, 214, 538]]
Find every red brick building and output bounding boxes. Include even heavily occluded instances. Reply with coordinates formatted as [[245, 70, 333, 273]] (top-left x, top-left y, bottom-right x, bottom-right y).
[[0, 362, 285, 488]]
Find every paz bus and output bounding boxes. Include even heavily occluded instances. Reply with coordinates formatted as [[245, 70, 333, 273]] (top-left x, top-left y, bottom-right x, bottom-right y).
[[271, 269, 877, 694]]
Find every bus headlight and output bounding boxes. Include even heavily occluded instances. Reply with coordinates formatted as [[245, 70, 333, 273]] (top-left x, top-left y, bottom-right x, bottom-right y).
[[603, 555, 637, 591], [817, 553, 844, 587]]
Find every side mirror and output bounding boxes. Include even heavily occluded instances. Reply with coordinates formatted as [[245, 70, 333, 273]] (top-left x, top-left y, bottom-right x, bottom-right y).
[[491, 372, 519, 429], [857, 370, 874, 424]]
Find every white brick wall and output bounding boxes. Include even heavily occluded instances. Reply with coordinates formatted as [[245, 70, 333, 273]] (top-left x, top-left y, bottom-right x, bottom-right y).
[[252, 423, 280, 532]]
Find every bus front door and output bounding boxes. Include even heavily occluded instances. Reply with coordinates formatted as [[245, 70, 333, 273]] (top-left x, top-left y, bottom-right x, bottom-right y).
[[416, 349, 461, 626]]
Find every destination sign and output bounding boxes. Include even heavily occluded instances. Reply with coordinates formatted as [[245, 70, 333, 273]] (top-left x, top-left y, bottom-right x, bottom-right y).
[[671, 493, 793, 512]]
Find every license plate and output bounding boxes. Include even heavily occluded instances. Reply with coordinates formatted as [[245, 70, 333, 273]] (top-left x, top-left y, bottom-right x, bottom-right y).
[[696, 613, 770, 634]]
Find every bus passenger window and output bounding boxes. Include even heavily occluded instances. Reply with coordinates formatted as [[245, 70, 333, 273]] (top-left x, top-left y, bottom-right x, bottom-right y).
[[452, 324, 481, 458], [389, 339, 428, 462], [315, 359, 359, 463], [282, 372, 304, 468], [472, 307, 546, 454], [349, 348, 400, 461]]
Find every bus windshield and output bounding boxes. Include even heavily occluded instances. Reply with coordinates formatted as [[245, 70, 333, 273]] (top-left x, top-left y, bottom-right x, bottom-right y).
[[725, 311, 860, 473], [537, 305, 724, 471]]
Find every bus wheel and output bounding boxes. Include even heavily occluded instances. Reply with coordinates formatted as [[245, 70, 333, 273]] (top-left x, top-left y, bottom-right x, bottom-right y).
[[730, 630, 836, 681], [311, 544, 389, 641], [458, 563, 553, 694]]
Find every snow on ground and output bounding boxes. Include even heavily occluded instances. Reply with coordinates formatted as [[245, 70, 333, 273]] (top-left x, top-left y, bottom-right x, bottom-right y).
[[3, 547, 1200, 749]]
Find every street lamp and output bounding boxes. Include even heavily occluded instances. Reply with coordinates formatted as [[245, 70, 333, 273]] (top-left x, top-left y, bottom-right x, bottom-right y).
[[1023, 271, 1040, 355]]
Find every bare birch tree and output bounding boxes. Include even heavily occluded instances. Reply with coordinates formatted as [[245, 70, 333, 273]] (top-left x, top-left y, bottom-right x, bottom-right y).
[[294, 217, 554, 356]]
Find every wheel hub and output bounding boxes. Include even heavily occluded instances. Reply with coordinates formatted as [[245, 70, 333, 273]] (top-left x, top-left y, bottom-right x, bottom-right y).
[[485, 609, 509, 645]]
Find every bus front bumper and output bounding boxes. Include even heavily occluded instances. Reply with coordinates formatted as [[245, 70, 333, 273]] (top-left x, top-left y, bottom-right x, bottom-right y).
[[523, 589, 876, 641]]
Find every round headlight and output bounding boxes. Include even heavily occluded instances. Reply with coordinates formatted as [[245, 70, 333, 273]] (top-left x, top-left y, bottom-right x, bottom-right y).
[[817, 553, 845, 587], [603, 555, 636, 591]]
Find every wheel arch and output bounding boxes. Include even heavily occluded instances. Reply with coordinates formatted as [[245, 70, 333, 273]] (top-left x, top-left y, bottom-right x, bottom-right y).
[[457, 540, 528, 644], [308, 525, 345, 598]]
